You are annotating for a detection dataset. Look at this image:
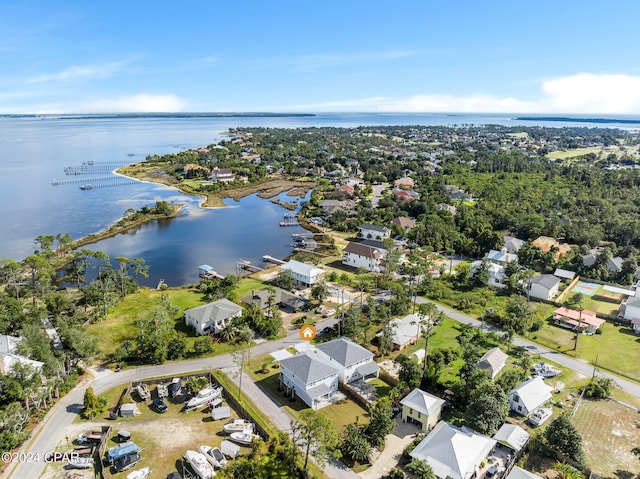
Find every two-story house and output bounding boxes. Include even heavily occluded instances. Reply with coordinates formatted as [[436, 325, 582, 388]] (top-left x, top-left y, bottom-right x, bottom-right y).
[[400, 388, 445, 432], [342, 241, 385, 273], [280, 260, 325, 287], [358, 224, 391, 241], [184, 299, 243, 335]]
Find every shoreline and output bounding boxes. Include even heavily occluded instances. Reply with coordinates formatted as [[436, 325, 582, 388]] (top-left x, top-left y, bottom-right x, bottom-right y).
[[70, 203, 186, 250], [116, 163, 316, 208], [63, 166, 315, 256]]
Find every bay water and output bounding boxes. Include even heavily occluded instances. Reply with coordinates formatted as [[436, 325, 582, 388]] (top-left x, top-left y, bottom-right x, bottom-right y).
[[1, 113, 638, 286]]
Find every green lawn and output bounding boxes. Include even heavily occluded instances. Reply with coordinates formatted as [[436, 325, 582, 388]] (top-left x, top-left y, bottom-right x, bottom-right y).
[[87, 287, 246, 364], [87, 287, 204, 358], [546, 147, 603, 159], [527, 320, 640, 381], [232, 277, 268, 301]]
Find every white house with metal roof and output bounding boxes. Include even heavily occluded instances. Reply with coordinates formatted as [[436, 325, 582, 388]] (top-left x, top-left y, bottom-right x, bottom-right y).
[[527, 274, 561, 301], [485, 248, 518, 266], [0, 335, 44, 374], [279, 350, 340, 410], [508, 376, 553, 417], [184, 299, 243, 335], [316, 337, 379, 383], [409, 421, 496, 479], [358, 224, 391, 241], [280, 260, 325, 287], [493, 423, 530, 452], [400, 388, 445, 432]]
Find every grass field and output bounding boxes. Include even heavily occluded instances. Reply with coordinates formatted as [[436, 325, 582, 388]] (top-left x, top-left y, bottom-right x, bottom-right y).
[[87, 287, 205, 358], [528, 319, 640, 380], [87, 285, 256, 365], [546, 147, 604, 159], [573, 398, 640, 476], [562, 282, 622, 316]]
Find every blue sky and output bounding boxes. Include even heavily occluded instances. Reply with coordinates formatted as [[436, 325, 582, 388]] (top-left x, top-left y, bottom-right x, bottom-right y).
[[2, 1, 640, 114]]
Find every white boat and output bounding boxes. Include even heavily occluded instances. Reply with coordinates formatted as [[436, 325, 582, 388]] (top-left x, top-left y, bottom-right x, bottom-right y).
[[136, 384, 150, 400], [223, 418, 254, 433], [67, 456, 94, 469], [157, 383, 168, 399], [532, 361, 560, 378], [184, 450, 215, 479], [229, 430, 260, 446], [529, 407, 553, 427], [127, 467, 152, 479], [186, 386, 222, 410], [199, 445, 227, 468]]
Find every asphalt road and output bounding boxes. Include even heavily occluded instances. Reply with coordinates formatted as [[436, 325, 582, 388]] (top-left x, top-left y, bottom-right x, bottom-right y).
[[418, 298, 640, 398], [7, 300, 640, 479], [4, 315, 345, 479]]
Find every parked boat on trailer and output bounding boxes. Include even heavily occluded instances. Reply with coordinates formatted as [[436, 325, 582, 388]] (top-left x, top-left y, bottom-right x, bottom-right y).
[[184, 449, 215, 479], [186, 386, 222, 410], [199, 445, 227, 468], [223, 418, 254, 433]]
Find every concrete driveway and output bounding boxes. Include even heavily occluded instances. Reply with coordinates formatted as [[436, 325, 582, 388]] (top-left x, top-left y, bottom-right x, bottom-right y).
[[359, 417, 419, 479]]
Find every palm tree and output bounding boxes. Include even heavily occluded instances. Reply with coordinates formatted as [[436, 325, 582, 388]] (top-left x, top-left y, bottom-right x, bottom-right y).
[[553, 461, 582, 479], [564, 293, 585, 351], [220, 322, 237, 343]]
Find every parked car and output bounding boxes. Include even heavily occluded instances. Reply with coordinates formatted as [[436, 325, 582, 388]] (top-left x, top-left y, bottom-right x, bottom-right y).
[[322, 309, 336, 318], [316, 305, 326, 314], [151, 398, 168, 413]]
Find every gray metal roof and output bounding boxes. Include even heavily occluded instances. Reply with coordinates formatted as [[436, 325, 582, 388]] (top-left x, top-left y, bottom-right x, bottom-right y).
[[400, 388, 445, 416], [477, 347, 508, 374], [185, 299, 243, 325], [493, 424, 529, 452], [279, 353, 340, 385], [316, 337, 373, 367], [528, 274, 560, 289], [359, 224, 390, 233], [355, 361, 380, 377]]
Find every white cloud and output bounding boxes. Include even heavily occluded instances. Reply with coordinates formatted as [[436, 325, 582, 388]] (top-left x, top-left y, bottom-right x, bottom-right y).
[[538, 73, 640, 113], [301, 73, 640, 114], [27, 62, 125, 84], [75, 93, 187, 113]]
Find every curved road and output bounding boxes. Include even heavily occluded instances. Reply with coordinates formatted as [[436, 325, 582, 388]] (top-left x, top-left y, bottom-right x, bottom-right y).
[[5, 315, 358, 479], [427, 300, 640, 398], [6, 302, 640, 479]]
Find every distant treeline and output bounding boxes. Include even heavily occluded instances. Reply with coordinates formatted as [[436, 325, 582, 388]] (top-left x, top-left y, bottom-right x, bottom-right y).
[[517, 116, 640, 124]]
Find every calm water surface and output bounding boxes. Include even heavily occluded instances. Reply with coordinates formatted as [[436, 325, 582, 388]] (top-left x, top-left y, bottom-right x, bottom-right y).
[[2, 113, 638, 286]]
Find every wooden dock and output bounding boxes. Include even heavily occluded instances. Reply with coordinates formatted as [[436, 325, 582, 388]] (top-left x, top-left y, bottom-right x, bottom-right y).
[[198, 264, 225, 280], [236, 260, 265, 275], [279, 221, 299, 227], [262, 255, 286, 265]]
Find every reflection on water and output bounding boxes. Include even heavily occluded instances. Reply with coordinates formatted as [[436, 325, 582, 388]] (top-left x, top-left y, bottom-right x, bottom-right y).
[[85, 191, 311, 287]]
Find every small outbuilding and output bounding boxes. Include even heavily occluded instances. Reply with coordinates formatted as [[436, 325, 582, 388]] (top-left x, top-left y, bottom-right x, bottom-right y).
[[119, 403, 137, 418], [476, 347, 508, 380]]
